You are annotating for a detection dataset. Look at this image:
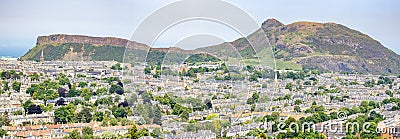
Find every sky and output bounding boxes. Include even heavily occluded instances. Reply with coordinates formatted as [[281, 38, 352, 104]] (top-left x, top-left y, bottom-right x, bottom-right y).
[[0, 0, 399, 57]]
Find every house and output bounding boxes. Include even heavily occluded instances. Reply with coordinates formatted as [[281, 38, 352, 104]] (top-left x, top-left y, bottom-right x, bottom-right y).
[[175, 130, 216, 139]]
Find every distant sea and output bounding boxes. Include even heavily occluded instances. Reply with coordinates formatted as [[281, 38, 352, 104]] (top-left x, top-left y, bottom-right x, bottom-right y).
[[0, 56, 18, 58], [0, 40, 35, 57]]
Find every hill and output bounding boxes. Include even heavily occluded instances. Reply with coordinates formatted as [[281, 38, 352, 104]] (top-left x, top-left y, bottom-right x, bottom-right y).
[[198, 19, 400, 74], [21, 34, 149, 62], [21, 19, 400, 74], [266, 19, 400, 74]]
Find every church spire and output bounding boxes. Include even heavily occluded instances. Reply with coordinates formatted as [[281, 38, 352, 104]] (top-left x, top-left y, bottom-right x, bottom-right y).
[[40, 50, 44, 62]]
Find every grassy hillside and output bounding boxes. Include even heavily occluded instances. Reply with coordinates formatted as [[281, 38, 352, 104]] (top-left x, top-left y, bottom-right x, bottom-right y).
[[21, 43, 125, 62]]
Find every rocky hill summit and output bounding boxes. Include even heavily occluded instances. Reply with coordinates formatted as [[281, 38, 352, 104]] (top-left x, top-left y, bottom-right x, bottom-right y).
[[36, 34, 128, 47], [259, 19, 400, 74]]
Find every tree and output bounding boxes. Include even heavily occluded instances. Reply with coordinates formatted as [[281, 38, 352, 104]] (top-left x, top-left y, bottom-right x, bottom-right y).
[[305, 105, 325, 113], [120, 118, 133, 126], [80, 88, 93, 101], [113, 107, 127, 118], [247, 92, 260, 104], [141, 92, 152, 104], [102, 131, 119, 139], [304, 81, 312, 85], [95, 87, 107, 95], [144, 67, 151, 75], [68, 88, 80, 97], [294, 106, 301, 112], [135, 129, 151, 139], [294, 99, 303, 105], [90, 82, 97, 88], [65, 129, 80, 139], [249, 74, 258, 82], [111, 63, 123, 70], [116, 89, 124, 95], [109, 84, 124, 95], [153, 106, 162, 125], [26, 80, 60, 101], [285, 83, 293, 91], [28, 104, 43, 114], [109, 118, 118, 126], [118, 102, 129, 107], [93, 112, 104, 122], [117, 81, 124, 87], [0, 71, 10, 80], [224, 75, 231, 80], [258, 132, 267, 139], [180, 111, 189, 121], [205, 99, 213, 109], [54, 105, 76, 124], [82, 126, 93, 136], [78, 82, 88, 88], [56, 98, 66, 106], [126, 123, 139, 139], [4, 112, 10, 126], [283, 94, 292, 100], [94, 97, 112, 106], [152, 128, 162, 137], [0, 112, 10, 126], [2, 81, 9, 91], [364, 80, 376, 88], [29, 73, 39, 81], [251, 104, 256, 112], [22, 99, 34, 113], [12, 110, 23, 115], [77, 108, 92, 123], [0, 129, 7, 137], [40, 104, 53, 112], [11, 81, 21, 92], [57, 74, 70, 86], [126, 94, 137, 106], [386, 90, 393, 97], [124, 123, 153, 139], [212, 94, 217, 100], [58, 88, 68, 98], [245, 65, 254, 72]]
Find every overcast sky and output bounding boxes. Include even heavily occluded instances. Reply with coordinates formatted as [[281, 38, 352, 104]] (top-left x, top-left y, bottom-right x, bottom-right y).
[[0, 0, 399, 56]]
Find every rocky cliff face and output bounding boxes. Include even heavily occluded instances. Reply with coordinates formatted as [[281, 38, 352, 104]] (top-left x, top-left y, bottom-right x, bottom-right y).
[[261, 18, 284, 32], [36, 34, 128, 47]]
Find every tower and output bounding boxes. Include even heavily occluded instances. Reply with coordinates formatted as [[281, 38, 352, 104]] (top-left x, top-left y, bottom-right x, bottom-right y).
[[40, 50, 44, 62]]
